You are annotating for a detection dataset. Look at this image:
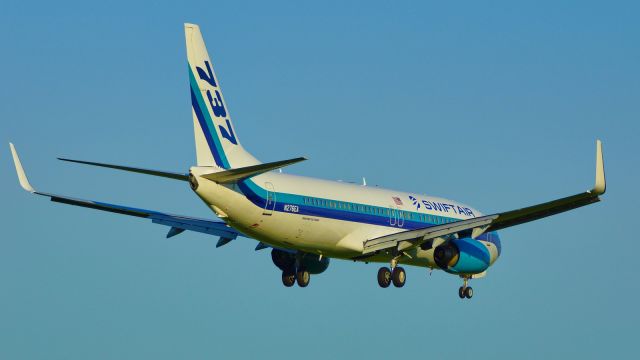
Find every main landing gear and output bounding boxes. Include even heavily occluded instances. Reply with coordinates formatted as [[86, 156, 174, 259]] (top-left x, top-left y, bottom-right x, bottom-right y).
[[377, 258, 406, 288], [281, 269, 310, 288], [458, 276, 473, 299]]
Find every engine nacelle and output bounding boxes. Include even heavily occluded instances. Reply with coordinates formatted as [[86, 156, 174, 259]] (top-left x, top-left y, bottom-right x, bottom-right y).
[[271, 249, 330, 274], [433, 237, 498, 275]]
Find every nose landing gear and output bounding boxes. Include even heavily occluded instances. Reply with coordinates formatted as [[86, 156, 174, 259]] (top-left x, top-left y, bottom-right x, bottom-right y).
[[458, 276, 473, 299]]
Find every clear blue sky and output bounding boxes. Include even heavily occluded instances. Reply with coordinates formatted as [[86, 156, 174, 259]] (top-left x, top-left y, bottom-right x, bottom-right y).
[[1, 1, 638, 359]]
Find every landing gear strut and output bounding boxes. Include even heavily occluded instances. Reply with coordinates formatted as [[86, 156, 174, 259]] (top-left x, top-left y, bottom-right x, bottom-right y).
[[458, 276, 473, 299]]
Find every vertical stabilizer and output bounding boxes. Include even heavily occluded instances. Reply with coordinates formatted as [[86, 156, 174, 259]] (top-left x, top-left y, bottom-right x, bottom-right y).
[[185, 23, 259, 169]]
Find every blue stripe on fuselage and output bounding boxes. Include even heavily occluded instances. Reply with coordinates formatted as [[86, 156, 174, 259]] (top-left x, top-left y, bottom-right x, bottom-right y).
[[234, 178, 500, 254]]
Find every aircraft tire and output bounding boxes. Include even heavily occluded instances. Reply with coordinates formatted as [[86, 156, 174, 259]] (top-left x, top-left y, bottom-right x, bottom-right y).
[[391, 267, 406, 288], [296, 269, 310, 287], [377, 267, 391, 288], [282, 272, 296, 287], [464, 286, 473, 299], [459, 287, 466, 299]]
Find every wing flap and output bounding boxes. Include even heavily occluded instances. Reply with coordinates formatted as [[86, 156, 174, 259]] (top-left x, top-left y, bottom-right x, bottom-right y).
[[363, 216, 497, 254]]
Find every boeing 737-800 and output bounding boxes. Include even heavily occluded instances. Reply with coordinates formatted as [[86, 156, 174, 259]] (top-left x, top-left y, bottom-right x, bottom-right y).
[[10, 23, 606, 299]]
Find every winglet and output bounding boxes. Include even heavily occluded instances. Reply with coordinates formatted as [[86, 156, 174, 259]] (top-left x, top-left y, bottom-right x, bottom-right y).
[[592, 139, 606, 195], [9, 143, 35, 193]]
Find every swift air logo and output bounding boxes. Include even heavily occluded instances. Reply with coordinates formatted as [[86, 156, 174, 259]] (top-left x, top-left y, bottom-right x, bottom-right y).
[[409, 195, 475, 217], [409, 196, 421, 210], [196, 61, 238, 145]]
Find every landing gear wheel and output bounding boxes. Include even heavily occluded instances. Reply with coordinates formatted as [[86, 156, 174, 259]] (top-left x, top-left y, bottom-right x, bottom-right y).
[[464, 286, 473, 299], [282, 272, 295, 287], [458, 286, 465, 299], [377, 267, 391, 288], [296, 269, 310, 287], [391, 267, 406, 288]]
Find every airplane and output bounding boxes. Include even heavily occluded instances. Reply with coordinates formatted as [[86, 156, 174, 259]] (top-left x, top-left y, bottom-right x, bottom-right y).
[[9, 23, 606, 299]]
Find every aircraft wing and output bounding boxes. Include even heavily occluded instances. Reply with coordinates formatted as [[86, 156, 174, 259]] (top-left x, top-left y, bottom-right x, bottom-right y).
[[10, 143, 241, 242], [362, 140, 606, 255]]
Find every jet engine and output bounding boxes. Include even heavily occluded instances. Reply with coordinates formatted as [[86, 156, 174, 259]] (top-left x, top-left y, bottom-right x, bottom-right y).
[[271, 249, 330, 274], [433, 237, 498, 274]]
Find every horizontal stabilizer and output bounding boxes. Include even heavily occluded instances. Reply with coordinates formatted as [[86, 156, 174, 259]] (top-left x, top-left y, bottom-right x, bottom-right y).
[[202, 157, 307, 184], [58, 158, 189, 181]]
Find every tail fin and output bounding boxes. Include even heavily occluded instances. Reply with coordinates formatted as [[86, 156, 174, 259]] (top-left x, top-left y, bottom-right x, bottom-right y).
[[185, 23, 259, 169]]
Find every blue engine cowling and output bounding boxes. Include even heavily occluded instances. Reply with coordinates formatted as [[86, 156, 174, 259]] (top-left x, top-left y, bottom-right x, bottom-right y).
[[433, 237, 497, 275], [271, 249, 330, 274]]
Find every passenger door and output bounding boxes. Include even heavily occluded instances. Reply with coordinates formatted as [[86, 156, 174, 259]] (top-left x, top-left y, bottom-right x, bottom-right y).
[[263, 182, 276, 216]]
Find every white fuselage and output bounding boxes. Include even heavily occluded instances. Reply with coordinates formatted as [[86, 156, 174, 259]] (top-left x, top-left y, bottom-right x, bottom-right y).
[[190, 167, 489, 268]]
